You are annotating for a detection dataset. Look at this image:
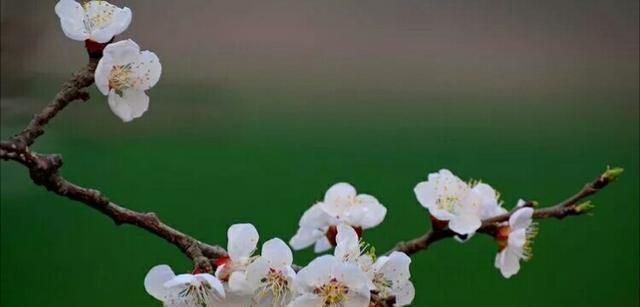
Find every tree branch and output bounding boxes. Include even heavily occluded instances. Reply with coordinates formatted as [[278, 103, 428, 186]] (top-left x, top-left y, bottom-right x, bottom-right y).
[[0, 60, 622, 306], [386, 168, 622, 256], [0, 61, 226, 272]]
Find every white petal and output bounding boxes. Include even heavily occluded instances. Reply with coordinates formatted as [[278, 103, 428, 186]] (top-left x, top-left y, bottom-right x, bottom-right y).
[[378, 252, 411, 284], [262, 238, 293, 268], [164, 274, 196, 288], [516, 199, 527, 208], [313, 236, 332, 253], [228, 271, 253, 295], [334, 262, 369, 290], [102, 39, 140, 66], [144, 265, 176, 301], [55, 0, 89, 41], [448, 213, 481, 235], [227, 223, 259, 262], [287, 294, 323, 307], [394, 280, 416, 306], [509, 207, 534, 230], [334, 224, 360, 262], [296, 255, 337, 290], [347, 195, 387, 229], [195, 273, 226, 299], [245, 256, 270, 290], [508, 228, 527, 249], [107, 89, 149, 122], [321, 182, 357, 218], [94, 56, 113, 95], [344, 291, 371, 307], [498, 248, 522, 278], [132, 50, 162, 90], [299, 203, 332, 228], [290, 227, 323, 250], [472, 182, 506, 219], [89, 6, 131, 42]]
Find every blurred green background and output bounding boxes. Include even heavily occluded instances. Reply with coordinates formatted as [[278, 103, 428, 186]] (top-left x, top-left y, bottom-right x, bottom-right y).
[[1, 1, 638, 306]]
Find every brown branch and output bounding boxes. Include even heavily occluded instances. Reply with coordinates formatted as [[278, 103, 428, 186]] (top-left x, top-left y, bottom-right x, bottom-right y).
[[386, 168, 622, 256], [0, 59, 622, 306], [0, 61, 226, 272]]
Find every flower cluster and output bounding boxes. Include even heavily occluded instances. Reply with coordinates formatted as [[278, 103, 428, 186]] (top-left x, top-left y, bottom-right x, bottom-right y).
[[290, 182, 387, 253], [146, 222, 413, 307], [415, 169, 539, 277], [55, 0, 162, 122], [143, 172, 542, 306]]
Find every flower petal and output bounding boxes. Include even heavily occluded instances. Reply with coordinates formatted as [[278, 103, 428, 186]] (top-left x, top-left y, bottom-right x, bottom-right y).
[[394, 279, 416, 306], [164, 274, 196, 288], [144, 264, 176, 301], [448, 213, 481, 235], [228, 271, 253, 295], [195, 273, 226, 299], [262, 238, 293, 268], [347, 194, 387, 229], [509, 207, 534, 230], [290, 227, 323, 250], [296, 255, 337, 290], [299, 203, 332, 228], [227, 223, 259, 261], [334, 224, 360, 262], [102, 39, 141, 66], [107, 89, 149, 122], [245, 256, 270, 290], [133, 50, 162, 91], [378, 251, 411, 284], [498, 248, 521, 278], [321, 182, 357, 218], [55, 0, 89, 41], [288, 294, 323, 307], [313, 236, 332, 253]]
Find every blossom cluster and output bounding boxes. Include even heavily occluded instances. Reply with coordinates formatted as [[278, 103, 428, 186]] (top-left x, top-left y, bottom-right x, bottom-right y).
[[55, 0, 162, 122], [53, 2, 542, 306], [142, 172, 539, 306]]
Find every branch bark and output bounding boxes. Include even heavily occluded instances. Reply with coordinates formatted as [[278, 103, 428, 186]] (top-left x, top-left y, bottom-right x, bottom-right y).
[[0, 60, 226, 272]]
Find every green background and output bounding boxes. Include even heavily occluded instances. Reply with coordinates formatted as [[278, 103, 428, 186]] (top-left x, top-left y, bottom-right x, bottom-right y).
[[1, 1, 638, 306]]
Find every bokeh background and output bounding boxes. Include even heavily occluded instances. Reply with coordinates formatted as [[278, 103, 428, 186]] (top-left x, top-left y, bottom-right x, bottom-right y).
[[1, 1, 638, 306]]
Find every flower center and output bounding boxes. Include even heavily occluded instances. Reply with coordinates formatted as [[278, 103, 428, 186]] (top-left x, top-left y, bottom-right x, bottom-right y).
[[82, 1, 116, 31], [314, 278, 349, 305], [496, 226, 510, 251], [177, 281, 215, 307], [257, 268, 290, 305], [372, 272, 393, 298], [109, 64, 134, 92]]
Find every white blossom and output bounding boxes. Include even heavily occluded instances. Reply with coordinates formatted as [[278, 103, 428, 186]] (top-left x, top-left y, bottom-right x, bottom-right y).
[[94, 39, 161, 122], [215, 223, 259, 295], [414, 169, 506, 236], [371, 252, 415, 306], [144, 265, 225, 307], [290, 183, 387, 253], [55, 0, 131, 43], [495, 207, 538, 278], [334, 224, 415, 306], [245, 238, 297, 306], [290, 255, 370, 307]]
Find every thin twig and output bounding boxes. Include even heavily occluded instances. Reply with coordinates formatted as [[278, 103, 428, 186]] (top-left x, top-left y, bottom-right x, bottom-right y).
[[0, 61, 226, 271], [386, 168, 621, 256]]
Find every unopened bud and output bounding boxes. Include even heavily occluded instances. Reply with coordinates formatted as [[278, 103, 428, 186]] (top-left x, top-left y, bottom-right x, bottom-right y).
[[602, 166, 624, 182], [575, 201, 595, 214]]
